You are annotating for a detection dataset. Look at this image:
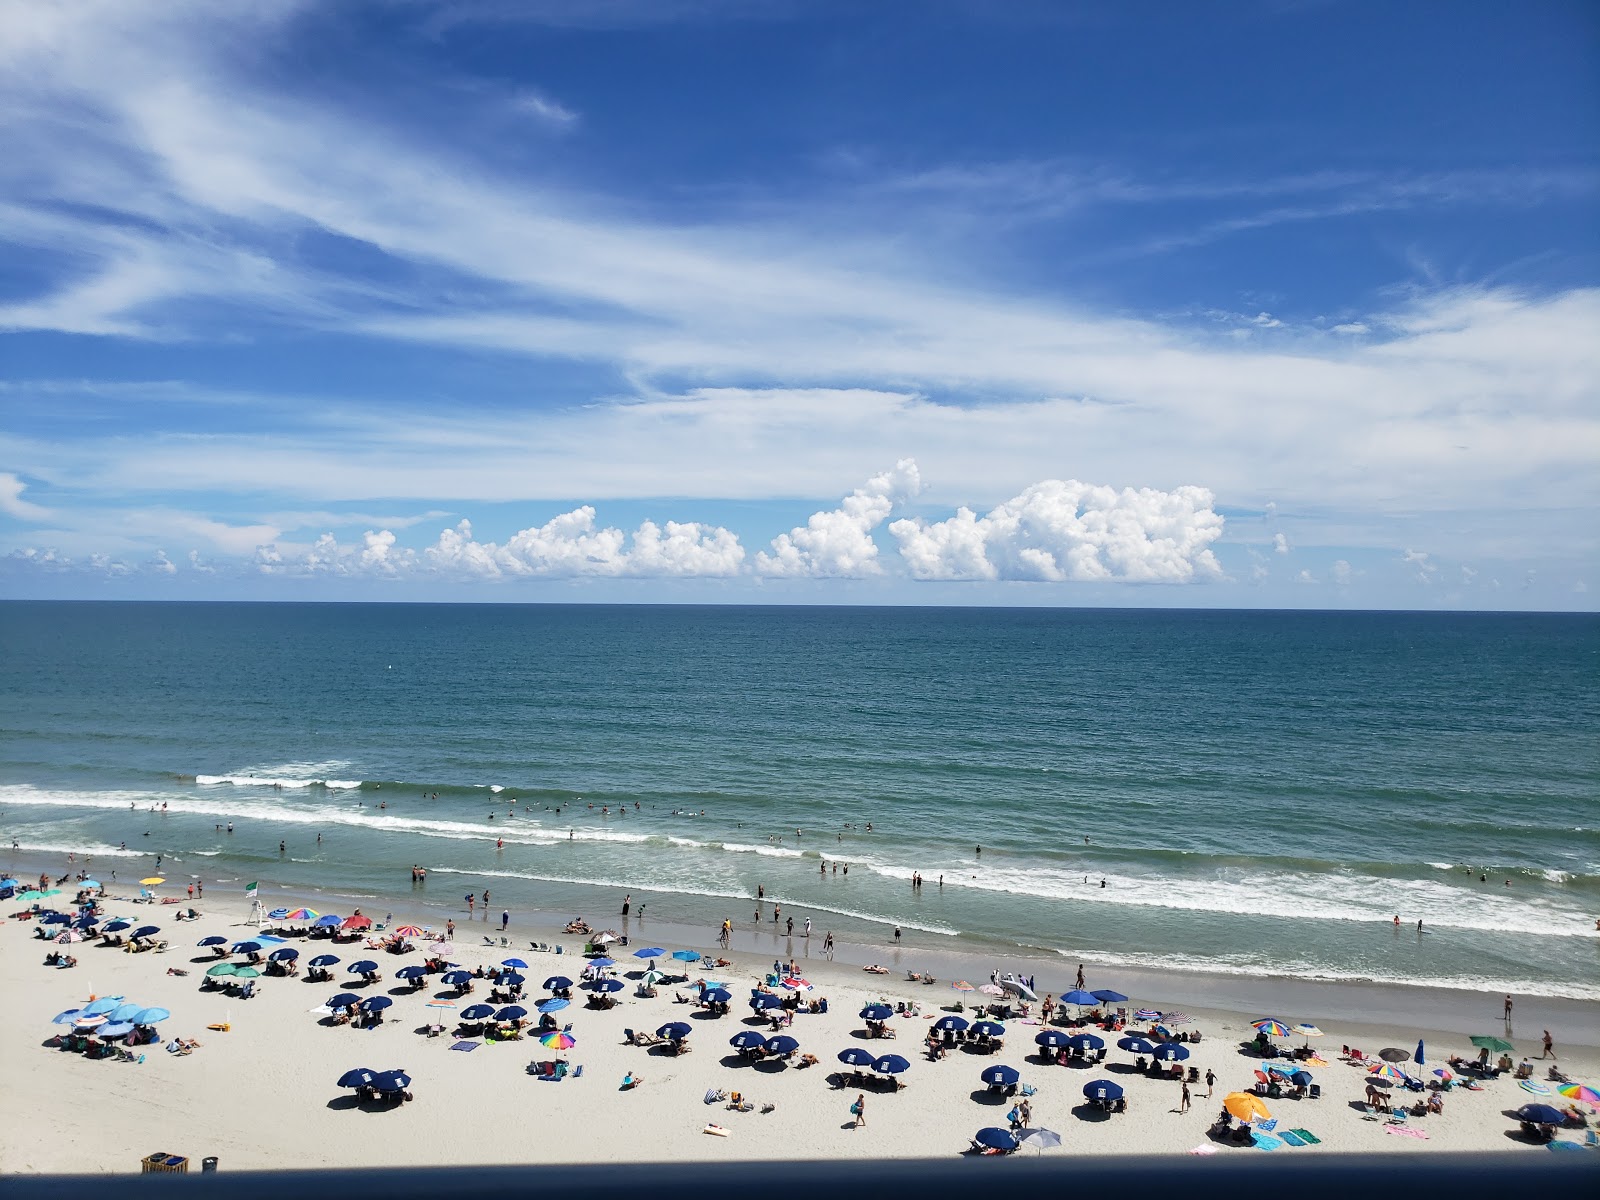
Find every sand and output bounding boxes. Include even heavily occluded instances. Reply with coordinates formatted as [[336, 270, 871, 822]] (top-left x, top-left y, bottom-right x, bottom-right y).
[[4, 886, 1597, 1175]]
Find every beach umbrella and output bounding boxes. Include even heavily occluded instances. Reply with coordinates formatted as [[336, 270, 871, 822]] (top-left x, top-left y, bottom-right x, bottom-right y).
[[285, 908, 319, 922], [0, 877, 16, 887], [1117, 1036, 1156, 1054], [587, 956, 616, 969], [972, 1021, 1007, 1038], [393, 926, 425, 939], [780, 976, 813, 991], [21, 890, 61, 902], [425, 1000, 457, 1012], [584, 978, 623, 993], [131, 925, 161, 939], [838, 1047, 875, 1067], [499, 957, 529, 969], [232, 941, 263, 955], [951, 981, 976, 992], [1291, 1023, 1324, 1039], [1290, 1070, 1313, 1087], [396, 965, 426, 980], [1470, 1035, 1515, 1053], [427, 942, 454, 957], [1061, 989, 1098, 1006], [1556, 1082, 1599, 1107], [1517, 1103, 1566, 1125], [73, 914, 100, 929], [1251, 1018, 1291, 1038], [1067, 1033, 1105, 1053], [1367, 1063, 1408, 1082], [1432, 1068, 1454, 1083], [140, 877, 164, 886], [541, 1030, 576, 1050], [268, 948, 298, 962], [933, 1015, 970, 1033], [1224, 1092, 1271, 1122], [198, 936, 227, 947], [543, 976, 573, 991], [54, 930, 84, 943], [495, 1006, 527, 1021], [974, 1128, 1019, 1152], [461, 1004, 495, 1020], [1518, 1080, 1552, 1095], [703, 987, 733, 1004], [73, 1013, 108, 1028], [232, 966, 261, 979], [1378, 1047, 1411, 1063], [750, 994, 782, 1011], [981, 1064, 1020, 1087], [359, 996, 392, 1012], [1082, 1079, 1123, 1102], [309, 954, 341, 968], [98, 1022, 136, 1039], [206, 963, 238, 977], [730, 1030, 767, 1049], [536, 998, 570, 1014], [52, 1009, 84, 1025], [1018, 1128, 1062, 1152], [103, 919, 130, 932], [82, 996, 122, 1015], [342, 915, 372, 930], [1365, 1077, 1394, 1091], [268, 908, 290, 921], [442, 970, 472, 985], [1152, 1042, 1190, 1062], [1133, 1009, 1161, 1022], [314, 915, 343, 928], [328, 993, 363, 1009], [1035, 1030, 1070, 1048], [371, 1070, 412, 1091], [656, 1022, 694, 1041], [337, 1068, 376, 1089], [79, 880, 101, 890], [1414, 1038, 1426, 1066], [860, 1004, 894, 1022], [498, 973, 526, 987], [765, 1035, 800, 1055], [873, 1054, 911, 1075], [347, 960, 379, 975], [633, 947, 666, 959], [671, 950, 701, 962], [1091, 989, 1129, 1004], [979, 984, 1006, 997], [109, 1002, 144, 1022], [41, 912, 70, 924], [131, 1007, 170, 1025], [1161, 1012, 1194, 1026], [590, 930, 620, 945]]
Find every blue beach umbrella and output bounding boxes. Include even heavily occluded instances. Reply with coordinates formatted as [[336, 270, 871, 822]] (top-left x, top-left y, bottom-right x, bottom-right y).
[[41, 912, 70, 924], [337, 1068, 375, 1089], [396, 965, 426, 980], [500, 958, 529, 969], [657, 1022, 694, 1041], [750, 994, 783, 1011], [1083, 1079, 1124, 1102], [584, 978, 624, 993], [974, 1127, 1019, 1152], [981, 1064, 1020, 1087], [765, 1035, 800, 1056], [131, 926, 161, 939], [0, 877, 16, 887], [838, 1047, 876, 1067], [52, 1009, 84, 1025], [495, 1006, 527, 1021], [1290, 1070, 1314, 1086], [702, 987, 733, 1004], [442, 970, 471, 985], [873, 1054, 911, 1075], [972, 1021, 1007, 1038], [232, 941, 262, 955], [314, 914, 343, 928], [199, 936, 227, 947], [1067, 1033, 1105, 1053], [1414, 1039, 1426, 1066], [359, 996, 392, 1012], [371, 1070, 411, 1092], [461, 1004, 495, 1021], [327, 993, 362, 1009], [498, 972, 526, 987], [309, 954, 341, 968], [347, 960, 379, 975], [671, 950, 701, 962], [109, 1002, 144, 1023], [73, 915, 100, 929], [1117, 1036, 1156, 1054], [536, 998, 569, 1014], [633, 947, 666, 959], [730, 1030, 766, 1049], [933, 1015, 970, 1032], [79, 879, 100, 889], [267, 908, 290, 921], [1091, 989, 1129, 1004], [860, 1004, 894, 1022], [131, 1007, 170, 1025], [1061, 989, 1098, 1007], [1035, 1030, 1070, 1048], [98, 1022, 136, 1039], [588, 957, 616, 969], [1517, 1103, 1566, 1125], [82, 997, 122, 1016], [268, 947, 298, 962], [103, 920, 131, 932], [1152, 1042, 1190, 1062], [543, 976, 573, 991]]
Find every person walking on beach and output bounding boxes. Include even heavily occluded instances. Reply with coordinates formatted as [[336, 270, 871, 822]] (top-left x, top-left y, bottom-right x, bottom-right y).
[[501, 909, 509, 931], [804, 917, 811, 938], [823, 931, 834, 960], [1075, 964, 1085, 990], [1204, 1069, 1215, 1098], [1179, 1081, 1191, 1113], [851, 1092, 866, 1128], [1539, 1029, 1555, 1059]]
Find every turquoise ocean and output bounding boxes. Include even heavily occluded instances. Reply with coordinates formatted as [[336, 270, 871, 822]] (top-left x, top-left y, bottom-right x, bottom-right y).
[[1, 601, 1596, 999]]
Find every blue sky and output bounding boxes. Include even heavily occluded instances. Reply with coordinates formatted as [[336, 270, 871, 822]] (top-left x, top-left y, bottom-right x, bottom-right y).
[[1, 0, 1596, 607]]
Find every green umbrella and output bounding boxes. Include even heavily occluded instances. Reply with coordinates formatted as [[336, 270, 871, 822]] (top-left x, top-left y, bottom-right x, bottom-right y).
[[19, 890, 61, 902], [231, 965, 262, 979], [1469, 1035, 1515, 1053], [206, 962, 238, 977]]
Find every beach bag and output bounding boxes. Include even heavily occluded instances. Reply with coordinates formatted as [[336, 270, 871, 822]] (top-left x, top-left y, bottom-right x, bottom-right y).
[[1007, 1107, 1020, 1123], [849, 1101, 861, 1115]]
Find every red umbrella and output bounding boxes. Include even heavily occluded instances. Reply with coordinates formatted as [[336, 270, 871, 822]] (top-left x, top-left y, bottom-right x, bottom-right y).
[[341, 915, 372, 930]]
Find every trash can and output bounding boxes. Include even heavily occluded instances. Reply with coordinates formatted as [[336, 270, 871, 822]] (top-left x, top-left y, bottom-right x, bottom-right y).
[[202, 1157, 219, 1172]]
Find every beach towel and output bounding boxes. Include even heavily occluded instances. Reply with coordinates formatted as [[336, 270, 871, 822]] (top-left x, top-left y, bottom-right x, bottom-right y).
[[1384, 1125, 1428, 1140], [1187, 1145, 1219, 1156], [450, 1040, 479, 1052], [1289, 1128, 1322, 1144], [1255, 1118, 1278, 1132], [1251, 1132, 1284, 1151], [1546, 1140, 1584, 1153], [1279, 1130, 1307, 1147]]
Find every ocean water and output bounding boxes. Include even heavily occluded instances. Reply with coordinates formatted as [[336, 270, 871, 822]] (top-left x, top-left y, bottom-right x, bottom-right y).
[[1, 601, 1596, 999]]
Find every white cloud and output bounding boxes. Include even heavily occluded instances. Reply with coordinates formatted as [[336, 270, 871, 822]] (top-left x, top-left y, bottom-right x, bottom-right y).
[[756, 459, 922, 577], [1294, 569, 1317, 584], [1272, 532, 1291, 555], [1331, 322, 1369, 334], [0, 472, 52, 520], [1330, 559, 1353, 587], [889, 478, 1224, 583], [421, 511, 745, 579], [511, 90, 578, 128], [149, 549, 176, 574], [1402, 547, 1437, 583], [187, 549, 216, 574]]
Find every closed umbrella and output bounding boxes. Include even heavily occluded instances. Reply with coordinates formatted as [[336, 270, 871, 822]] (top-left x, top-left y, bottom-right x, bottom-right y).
[[981, 1064, 1020, 1087]]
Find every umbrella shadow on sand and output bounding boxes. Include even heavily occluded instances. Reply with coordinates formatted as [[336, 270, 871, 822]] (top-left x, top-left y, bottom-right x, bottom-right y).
[[718, 1053, 754, 1069], [968, 1089, 1009, 1106], [1070, 1103, 1112, 1123]]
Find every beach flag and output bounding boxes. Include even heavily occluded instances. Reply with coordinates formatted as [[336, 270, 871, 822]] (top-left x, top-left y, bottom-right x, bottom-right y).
[[246, 881, 259, 898]]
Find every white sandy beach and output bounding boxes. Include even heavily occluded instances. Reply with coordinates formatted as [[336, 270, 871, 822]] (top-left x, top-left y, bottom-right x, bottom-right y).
[[4, 884, 1597, 1175]]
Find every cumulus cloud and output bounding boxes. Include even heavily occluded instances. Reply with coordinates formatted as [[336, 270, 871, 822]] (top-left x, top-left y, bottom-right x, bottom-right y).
[[1331, 559, 1353, 587], [889, 478, 1224, 583], [1272, 532, 1291, 555], [1294, 569, 1317, 584], [756, 459, 922, 578], [149, 549, 177, 574], [0, 473, 53, 520], [1402, 547, 1437, 583], [423, 512, 744, 579]]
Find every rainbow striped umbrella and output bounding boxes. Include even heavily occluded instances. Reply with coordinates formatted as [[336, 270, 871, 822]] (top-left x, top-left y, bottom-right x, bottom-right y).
[[1557, 1082, 1599, 1107], [540, 1030, 576, 1050], [1367, 1063, 1408, 1082], [284, 908, 319, 922], [1251, 1018, 1291, 1038]]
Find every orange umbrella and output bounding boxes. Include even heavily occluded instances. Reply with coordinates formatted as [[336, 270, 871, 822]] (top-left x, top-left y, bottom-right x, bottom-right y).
[[1223, 1092, 1271, 1122]]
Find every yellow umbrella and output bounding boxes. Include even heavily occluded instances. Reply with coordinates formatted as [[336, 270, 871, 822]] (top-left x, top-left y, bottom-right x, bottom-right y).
[[1223, 1092, 1271, 1122], [140, 877, 165, 886]]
